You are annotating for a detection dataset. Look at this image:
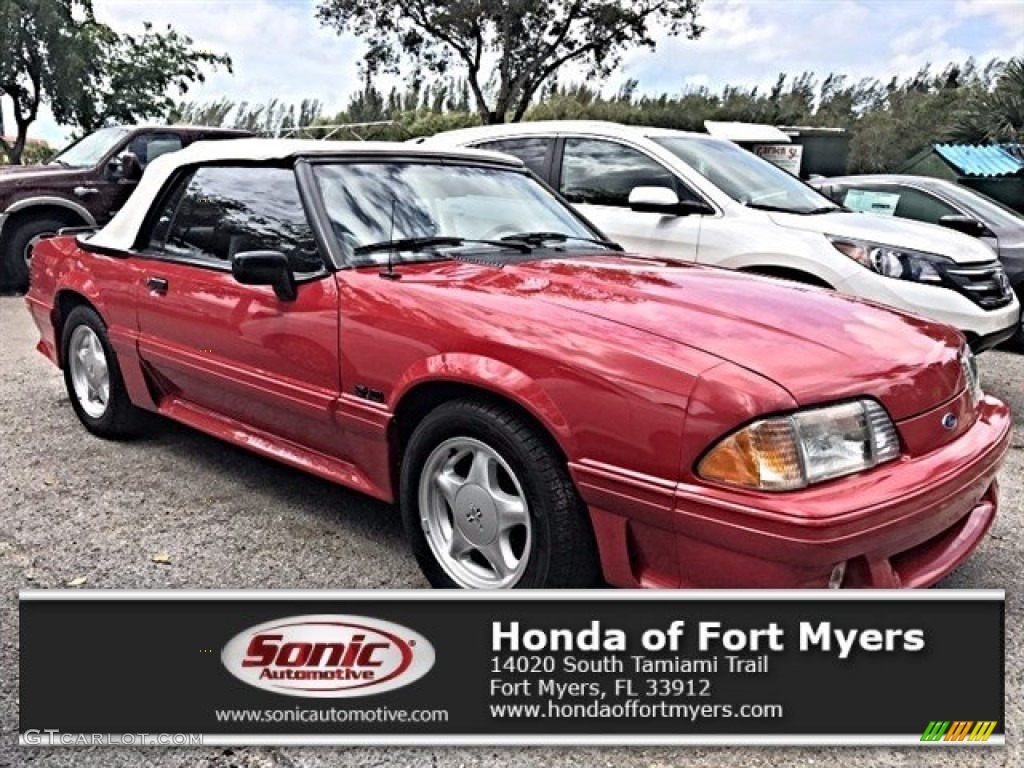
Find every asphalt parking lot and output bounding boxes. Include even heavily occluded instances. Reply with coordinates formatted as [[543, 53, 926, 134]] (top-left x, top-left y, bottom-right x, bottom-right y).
[[1, 294, 1021, 768]]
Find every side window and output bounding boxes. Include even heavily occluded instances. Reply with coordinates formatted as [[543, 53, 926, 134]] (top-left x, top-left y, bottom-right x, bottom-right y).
[[890, 188, 960, 224], [839, 184, 959, 223], [559, 138, 685, 208], [475, 137, 552, 178], [126, 132, 184, 169], [148, 166, 323, 273]]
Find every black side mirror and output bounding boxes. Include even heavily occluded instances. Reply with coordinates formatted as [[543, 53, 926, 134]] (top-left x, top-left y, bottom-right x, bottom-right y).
[[105, 158, 124, 181], [118, 151, 143, 182], [674, 199, 717, 216], [938, 214, 991, 238], [231, 250, 297, 301]]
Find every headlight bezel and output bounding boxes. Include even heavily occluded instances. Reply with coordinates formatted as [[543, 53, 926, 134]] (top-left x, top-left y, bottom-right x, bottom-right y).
[[827, 236, 951, 284], [696, 398, 901, 492]]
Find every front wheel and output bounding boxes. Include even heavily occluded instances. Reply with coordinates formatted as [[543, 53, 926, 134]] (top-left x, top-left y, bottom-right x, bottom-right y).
[[400, 399, 601, 589]]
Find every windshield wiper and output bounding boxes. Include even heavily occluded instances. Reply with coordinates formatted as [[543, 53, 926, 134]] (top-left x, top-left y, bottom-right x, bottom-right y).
[[745, 202, 842, 215], [743, 202, 801, 213], [499, 231, 622, 251], [354, 235, 532, 256], [47, 159, 70, 168]]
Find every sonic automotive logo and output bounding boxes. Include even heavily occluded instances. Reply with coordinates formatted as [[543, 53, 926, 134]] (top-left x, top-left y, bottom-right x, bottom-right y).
[[222, 615, 435, 698]]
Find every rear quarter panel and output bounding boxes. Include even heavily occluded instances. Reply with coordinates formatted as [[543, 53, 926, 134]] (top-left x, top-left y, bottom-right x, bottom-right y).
[[27, 236, 145, 393]]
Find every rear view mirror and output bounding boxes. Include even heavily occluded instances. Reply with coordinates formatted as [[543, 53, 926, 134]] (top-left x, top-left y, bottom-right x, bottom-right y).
[[938, 214, 991, 238], [629, 186, 714, 216], [231, 250, 297, 301]]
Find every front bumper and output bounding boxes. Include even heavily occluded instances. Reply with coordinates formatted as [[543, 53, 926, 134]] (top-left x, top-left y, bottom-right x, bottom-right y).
[[967, 323, 1019, 353], [572, 395, 1011, 589], [835, 267, 1020, 343]]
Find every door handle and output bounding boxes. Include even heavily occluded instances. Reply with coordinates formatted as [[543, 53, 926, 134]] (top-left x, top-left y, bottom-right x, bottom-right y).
[[73, 186, 99, 197], [146, 276, 169, 295]]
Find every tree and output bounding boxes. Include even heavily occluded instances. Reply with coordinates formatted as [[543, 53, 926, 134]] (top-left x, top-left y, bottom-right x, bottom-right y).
[[950, 57, 1024, 143], [0, 1, 230, 164], [0, 1, 97, 164], [76, 22, 232, 133], [166, 98, 325, 135], [316, 0, 703, 124]]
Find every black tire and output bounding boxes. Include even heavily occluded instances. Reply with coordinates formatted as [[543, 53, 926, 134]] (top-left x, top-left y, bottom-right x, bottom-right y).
[[1, 216, 67, 292], [60, 305, 145, 438], [400, 399, 601, 589]]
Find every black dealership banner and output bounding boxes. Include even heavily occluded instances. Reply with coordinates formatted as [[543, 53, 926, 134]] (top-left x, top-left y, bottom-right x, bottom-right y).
[[20, 590, 1003, 746]]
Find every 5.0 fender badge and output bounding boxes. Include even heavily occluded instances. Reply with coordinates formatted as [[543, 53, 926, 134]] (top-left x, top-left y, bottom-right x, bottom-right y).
[[941, 413, 958, 430]]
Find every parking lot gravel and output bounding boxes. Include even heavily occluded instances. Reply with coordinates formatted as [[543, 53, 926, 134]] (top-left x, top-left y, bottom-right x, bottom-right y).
[[1, 294, 1021, 767]]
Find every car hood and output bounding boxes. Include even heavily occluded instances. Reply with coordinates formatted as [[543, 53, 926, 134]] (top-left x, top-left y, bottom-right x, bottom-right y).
[[455, 254, 966, 421], [0, 164, 78, 182], [767, 210, 998, 264]]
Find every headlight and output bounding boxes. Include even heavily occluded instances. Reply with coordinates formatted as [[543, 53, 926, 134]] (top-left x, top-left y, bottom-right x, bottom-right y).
[[698, 399, 901, 491], [827, 237, 949, 284]]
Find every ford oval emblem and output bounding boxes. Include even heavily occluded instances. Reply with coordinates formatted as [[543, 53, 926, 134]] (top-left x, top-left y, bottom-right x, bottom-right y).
[[941, 413, 958, 430], [222, 614, 435, 698]]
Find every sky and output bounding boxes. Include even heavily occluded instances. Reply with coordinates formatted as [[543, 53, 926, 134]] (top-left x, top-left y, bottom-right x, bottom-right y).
[[4, 0, 1023, 149]]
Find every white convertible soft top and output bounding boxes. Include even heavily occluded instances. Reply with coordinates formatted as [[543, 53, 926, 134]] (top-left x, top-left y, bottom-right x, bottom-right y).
[[84, 138, 522, 251]]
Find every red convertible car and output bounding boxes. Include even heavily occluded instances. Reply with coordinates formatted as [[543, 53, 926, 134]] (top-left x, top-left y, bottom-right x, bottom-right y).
[[26, 139, 1011, 589]]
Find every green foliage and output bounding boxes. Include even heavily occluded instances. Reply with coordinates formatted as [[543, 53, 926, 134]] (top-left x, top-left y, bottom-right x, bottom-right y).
[[21, 142, 57, 164], [316, 0, 703, 123], [0, 141, 55, 166], [76, 22, 232, 133], [167, 98, 325, 136], [950, 57, 1024, 143], [170, 55, 1011, 175], [0, 1, 229, 164], [0, 1, 99, 164]]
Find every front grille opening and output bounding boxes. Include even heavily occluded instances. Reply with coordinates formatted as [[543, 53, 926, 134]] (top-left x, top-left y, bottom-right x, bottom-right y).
[[940, 262, 1014, 310]]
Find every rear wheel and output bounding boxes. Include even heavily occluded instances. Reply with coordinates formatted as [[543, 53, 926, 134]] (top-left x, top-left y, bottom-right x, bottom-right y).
[[400, 399, 600, 589], [61, 305, 144, 438], [1, 216, 68, 292]]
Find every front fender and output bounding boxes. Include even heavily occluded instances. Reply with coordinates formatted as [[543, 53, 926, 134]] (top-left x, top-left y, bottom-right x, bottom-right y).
[[4, 195, 97, 226], [390, 353, 577, 455], [713, 248, 856, 287]]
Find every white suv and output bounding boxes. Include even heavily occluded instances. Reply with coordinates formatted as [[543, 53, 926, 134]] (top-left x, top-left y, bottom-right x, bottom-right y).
[[417, 121, 1021, 351]]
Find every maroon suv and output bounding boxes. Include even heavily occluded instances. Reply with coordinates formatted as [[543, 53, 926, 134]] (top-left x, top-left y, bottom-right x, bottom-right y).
[[0, 124, 251, 291]]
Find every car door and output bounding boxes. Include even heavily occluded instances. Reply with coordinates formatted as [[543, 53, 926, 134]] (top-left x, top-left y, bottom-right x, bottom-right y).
[[554, 137, 703, 260], [133, 163, 344, 456]]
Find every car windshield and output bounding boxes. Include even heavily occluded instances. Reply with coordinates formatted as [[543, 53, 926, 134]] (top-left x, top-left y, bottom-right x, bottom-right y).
[[652, 136, 837, 214], [49, 126, 131, 168], [935, 181, 1024, 230], [312, 162, 601, 266]]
